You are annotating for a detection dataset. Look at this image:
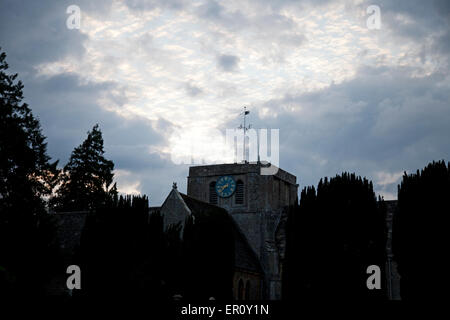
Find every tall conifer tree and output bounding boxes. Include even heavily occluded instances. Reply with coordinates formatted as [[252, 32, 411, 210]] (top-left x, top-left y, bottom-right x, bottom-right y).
[[0, 49, 59, 295], [393, 160, 450, 300], [51, 124, 115, 211], [283, 172, 387, 300]]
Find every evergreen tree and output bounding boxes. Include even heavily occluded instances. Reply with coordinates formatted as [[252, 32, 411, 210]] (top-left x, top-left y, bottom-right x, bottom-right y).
[[0, 48, 60, 295], [51, 124, 115, 211], [75, 192, 235, 301], [283, 172, 387, 300], [181, 210, 234, 300], [393, 160, 450, 300], [0, 49, 58, 209], [75, 195, 171, 302]]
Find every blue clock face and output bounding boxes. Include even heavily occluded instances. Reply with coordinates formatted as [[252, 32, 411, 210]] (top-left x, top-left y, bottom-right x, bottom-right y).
[[215, 176, 236, 198]]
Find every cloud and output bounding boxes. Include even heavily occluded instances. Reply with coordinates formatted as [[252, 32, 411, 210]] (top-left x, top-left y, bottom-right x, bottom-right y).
[[357, 0, 450, 69], [2, 0, 450, 204], [217, 54, 240, 72], [0, 0, 87, 75], [196, 0, 249, 29], [14, 69, 171, 201], [184, 82, 203, 97], [375, 171, 403, 186], [125, 0, 186, 12], [235, 63, 450, 199], [374, 171, 403, 200]]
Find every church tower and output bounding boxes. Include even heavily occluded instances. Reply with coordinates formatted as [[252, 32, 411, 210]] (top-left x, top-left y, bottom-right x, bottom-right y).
[[187, 162, 298, 299]]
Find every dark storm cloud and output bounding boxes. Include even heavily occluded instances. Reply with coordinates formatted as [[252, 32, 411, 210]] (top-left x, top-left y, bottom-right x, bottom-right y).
[[1, 0, 449, 203], [25, 70, 175, 199], [360, 0, 450, 66], [217, 54, 240, 72], [33, 70, 176, 201], [239, 64, 450, 198], [21, 72, 166, 167], [0, 0, 86, 75], [0, 0, 115, 74]]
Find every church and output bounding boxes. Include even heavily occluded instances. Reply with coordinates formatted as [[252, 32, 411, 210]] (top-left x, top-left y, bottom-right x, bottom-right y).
[[154, 162, 298, 300], [46, 160, 401, 300]]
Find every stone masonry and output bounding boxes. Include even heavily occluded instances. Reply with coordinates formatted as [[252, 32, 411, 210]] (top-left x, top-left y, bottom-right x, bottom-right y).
[[187, 162, 298, 299]]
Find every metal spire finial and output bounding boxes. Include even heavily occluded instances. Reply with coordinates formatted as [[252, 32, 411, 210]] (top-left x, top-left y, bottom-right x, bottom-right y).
[[238, 106, 252, 163]]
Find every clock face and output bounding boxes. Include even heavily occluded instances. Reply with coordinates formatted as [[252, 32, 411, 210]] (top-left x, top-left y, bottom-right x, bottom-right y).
[[215, 176, 236, 198]]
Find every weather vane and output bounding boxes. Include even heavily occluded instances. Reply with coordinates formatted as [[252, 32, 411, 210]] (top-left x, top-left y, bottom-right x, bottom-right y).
[[238, 106, 252, 163]]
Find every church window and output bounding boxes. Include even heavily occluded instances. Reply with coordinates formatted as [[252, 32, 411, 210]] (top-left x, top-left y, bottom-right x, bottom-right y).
[[238, 279, 244, 300], [245, 280, 251, 300], [209, 181, 217, 204], [235, 180, 244, 204]]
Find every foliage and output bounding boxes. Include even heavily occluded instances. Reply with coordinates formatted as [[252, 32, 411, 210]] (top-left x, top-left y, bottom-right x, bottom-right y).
[[0, 48, 60, 296], [50, 124, 115, 211], [283, 172, 387, 300], [393, 160, 450, 300], [182, 211, 234, 300], [74, 194, 234, 301]]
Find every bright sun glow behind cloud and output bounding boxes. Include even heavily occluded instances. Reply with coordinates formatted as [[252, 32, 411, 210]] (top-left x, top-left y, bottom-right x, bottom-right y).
[[36, 0, 434, 134], [11, 0, 448, 203]]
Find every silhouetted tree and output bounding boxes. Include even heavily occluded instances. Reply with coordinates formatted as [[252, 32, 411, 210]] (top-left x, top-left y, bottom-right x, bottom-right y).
[[182, 211, 234, 300], [50, 124, 115, 211], [75, 195, 168, 299], [0, 48, 60, 296], [393, 160, 450, 300], [74, 192, 235, 302], [283, 172, 387, 300]]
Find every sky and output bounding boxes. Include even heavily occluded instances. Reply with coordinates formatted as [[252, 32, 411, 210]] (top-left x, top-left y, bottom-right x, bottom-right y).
[[1, 0, 449, 205]]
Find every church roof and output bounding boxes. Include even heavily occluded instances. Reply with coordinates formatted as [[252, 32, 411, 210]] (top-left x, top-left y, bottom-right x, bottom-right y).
[[179, 193, 227, 218], [178, 193, 263, 274]]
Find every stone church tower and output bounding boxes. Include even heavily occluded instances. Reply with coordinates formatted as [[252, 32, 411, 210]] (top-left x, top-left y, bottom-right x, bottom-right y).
[[187, 162, 298, 299]]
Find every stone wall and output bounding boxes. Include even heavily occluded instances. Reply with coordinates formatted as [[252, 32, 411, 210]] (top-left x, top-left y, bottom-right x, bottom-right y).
[[188, 163, 298, 212], [160, 188, 191, 232], [233, 269, 263, 300], [187, 163, 298, 299]]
